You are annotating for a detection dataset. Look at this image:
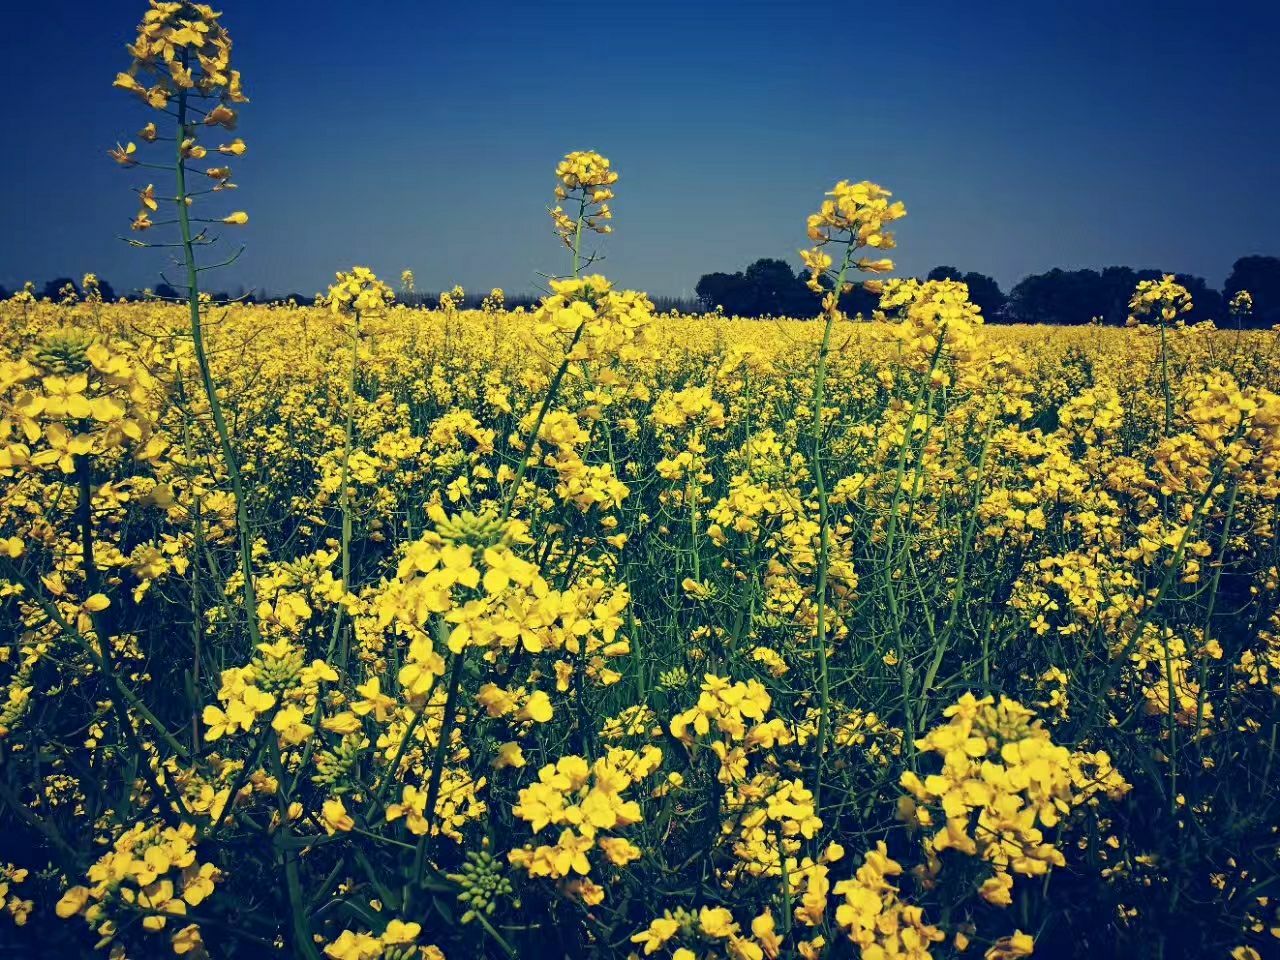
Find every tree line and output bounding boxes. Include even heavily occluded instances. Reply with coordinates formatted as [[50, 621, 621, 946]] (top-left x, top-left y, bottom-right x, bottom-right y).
[[695, 255, 1280, 328], [0, 278, 315, 306], [10, 254, 1280, 328]]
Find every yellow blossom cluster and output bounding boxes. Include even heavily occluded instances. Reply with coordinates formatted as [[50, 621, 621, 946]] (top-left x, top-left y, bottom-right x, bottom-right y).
[[899, 694, 1130, 900], [508, 747, 662, 900], [56, 822, 220, 954], [326, 267, 396, 316], [1127, 274, 1193, 326], [630, 905, 792, 960], [551, 150, 618, 244], [322, 919, 444, 960], [832, 842, 946, 959], [112, 1, 248, 229], [532, 275, 655, 363]]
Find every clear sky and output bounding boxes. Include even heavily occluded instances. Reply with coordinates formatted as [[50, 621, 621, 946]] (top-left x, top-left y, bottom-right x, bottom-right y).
[[2, 0, 1278, 299]]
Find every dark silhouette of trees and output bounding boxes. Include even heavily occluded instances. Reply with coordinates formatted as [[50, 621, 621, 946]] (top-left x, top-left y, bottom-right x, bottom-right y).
[[1005, 267, 1228, 326], [695, 271, 750, 314], [1007, 269, 1107, 325], [744, 258, 815, 316], [694, 259, 1256, 325], [696, 258, 885, 318], [1096, 267, 1160, 325], [696, 259, 815, 316], [15, 255, 1278, 325], [41, 277, 78, 301], [926, 266, 1007, 321], [1224, 256, 1280, 328], [1172, 273, 1223, 325]]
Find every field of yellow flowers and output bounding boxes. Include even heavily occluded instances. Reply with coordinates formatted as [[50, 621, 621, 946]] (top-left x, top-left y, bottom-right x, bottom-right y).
[[2, 4, 1280, 960]]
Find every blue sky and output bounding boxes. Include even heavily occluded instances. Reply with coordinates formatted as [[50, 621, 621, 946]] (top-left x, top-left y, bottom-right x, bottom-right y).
[[1, 0, 1277, 298]]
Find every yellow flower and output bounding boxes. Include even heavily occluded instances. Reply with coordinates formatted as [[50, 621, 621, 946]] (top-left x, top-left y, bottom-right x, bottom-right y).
[[321, 798, 354, 835], [985, 931, 1035, 959], [205, 105, 238, 128], [324, 929, 383, 960], [271, 705, 314, 746], [631, 916, 680, 954], [83, 593, 111, 613], [321, 711, 362, 735], [171, 923, 204, 955], [518, 690, 554, 723], [352, 677, 396, 722], [550, 150, 619, 242], [55, 885, 89, 918], [494, 741, 526, 769], [109, 142, 137, 165], [382, 919, 421, 945], [699, 905, 738, 938], [752, 911, 783, 959]]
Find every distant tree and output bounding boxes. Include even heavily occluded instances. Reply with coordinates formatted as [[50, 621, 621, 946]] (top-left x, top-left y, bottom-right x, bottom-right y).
[[926, 266, 1007, 321], [835, 282, 880, 318], [1003, 266, 1230, 326], [0, 285, 10, 301], [695, 271, 746, 313], [696, 259, 820, 317], [1224, 255, 1280, 328], [1007, 269, 1106, 325], [694, 267, 763, 316], [1097, 267, 1136, 325], [743, 258, 813, 316], [41, 277, 78, 301], [695, 257, 1276, 326], [153, 282, 180, 300], [94, 277, 118, 302], [1171, 273, 1223, 325]]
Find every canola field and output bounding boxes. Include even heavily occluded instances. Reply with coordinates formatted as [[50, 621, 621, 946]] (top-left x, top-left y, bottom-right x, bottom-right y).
[[2, 4, 1280, 960]]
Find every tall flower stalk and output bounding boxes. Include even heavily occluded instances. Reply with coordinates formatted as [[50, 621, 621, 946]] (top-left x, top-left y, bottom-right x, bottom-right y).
[[503, 150, 626, 520], [800, 181, 905, 815], [323, 267, 394, 658], [113, 1, 259, 643], [111, 5, 318, 957], [1128, 274, 1192, 436]]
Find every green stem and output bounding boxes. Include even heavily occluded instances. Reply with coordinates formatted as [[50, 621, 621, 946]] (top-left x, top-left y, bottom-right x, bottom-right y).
[[412, 651, 466, 883], [808, 243, 855, 816], [572, 193, 586, 278], [175, 79, 261, 647], [1158, 323, 1174, 435], [330, 309, 360, 660], [500, 324, 586, 521], [267, 740, 322, 960]]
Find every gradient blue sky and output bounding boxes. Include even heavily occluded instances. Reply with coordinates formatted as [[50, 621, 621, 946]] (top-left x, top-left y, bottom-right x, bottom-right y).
[[2, 0, 1278, 298]]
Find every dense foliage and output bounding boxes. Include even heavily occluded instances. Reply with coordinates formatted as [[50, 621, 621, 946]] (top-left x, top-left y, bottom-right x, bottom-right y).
[[1, 5, 1278, 960]]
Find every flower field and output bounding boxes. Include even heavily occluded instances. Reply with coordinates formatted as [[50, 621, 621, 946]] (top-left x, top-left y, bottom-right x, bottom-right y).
[[2, 4, 1280, 960]]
